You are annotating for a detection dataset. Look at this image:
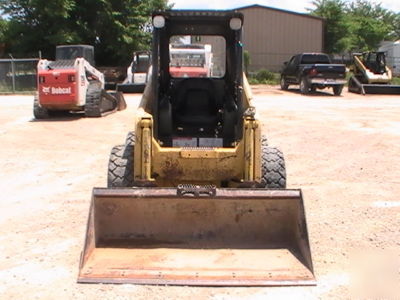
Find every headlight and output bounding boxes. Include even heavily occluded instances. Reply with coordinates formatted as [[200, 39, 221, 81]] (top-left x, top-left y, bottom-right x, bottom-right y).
[[229, 18, 242, 30], [153, 15, 165, 28]]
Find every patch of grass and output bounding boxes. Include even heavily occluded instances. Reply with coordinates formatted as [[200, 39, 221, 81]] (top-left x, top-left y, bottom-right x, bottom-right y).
[[391, 76, 400, 85], [248, 69, 280, 85]]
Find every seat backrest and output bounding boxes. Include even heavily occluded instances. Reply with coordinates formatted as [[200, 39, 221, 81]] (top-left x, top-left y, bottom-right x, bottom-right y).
[[174, 79, 218, 117], [180, 89, 215, 116]]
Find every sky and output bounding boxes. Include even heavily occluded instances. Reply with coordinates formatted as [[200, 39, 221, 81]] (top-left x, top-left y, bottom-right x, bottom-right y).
[[170, 0, 400, 14]]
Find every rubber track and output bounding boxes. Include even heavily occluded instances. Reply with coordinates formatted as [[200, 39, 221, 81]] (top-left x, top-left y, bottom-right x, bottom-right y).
[[33, 96, 50, 119], [84, 83, 102, 117]]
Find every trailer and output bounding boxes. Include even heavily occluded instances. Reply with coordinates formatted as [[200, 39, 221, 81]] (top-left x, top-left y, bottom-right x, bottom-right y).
[[379, 41, 400, 76]]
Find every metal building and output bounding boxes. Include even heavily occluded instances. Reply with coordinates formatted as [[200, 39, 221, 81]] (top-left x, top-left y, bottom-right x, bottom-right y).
[[236, 5, 324, 72]]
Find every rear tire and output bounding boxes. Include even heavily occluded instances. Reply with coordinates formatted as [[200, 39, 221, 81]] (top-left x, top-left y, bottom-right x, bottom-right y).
[[85, 82, 102, 117], [33, 96, 50, 119], [107, 144, 134, 187], [333, 85, 343, 96], [261, 146, 286, 188], [300, 77, 309, 95], [280, 76, 289, 90]]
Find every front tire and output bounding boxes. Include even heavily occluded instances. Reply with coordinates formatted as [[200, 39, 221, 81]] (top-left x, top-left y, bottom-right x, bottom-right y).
[[300, 77, 310, 95], [125, 131, 135, 147], [261, 146, 286, 188], [107, 144, 134, 187]]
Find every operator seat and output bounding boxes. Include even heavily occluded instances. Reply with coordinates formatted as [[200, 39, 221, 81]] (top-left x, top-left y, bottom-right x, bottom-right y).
[[173, 79, 219, 132]]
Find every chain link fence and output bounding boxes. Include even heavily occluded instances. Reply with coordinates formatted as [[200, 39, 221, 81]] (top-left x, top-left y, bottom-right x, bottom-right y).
[[0, 58, 38, 93]]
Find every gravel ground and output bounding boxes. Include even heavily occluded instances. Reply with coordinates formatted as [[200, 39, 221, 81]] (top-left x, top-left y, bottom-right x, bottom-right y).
[[0, 86, 399, 299]]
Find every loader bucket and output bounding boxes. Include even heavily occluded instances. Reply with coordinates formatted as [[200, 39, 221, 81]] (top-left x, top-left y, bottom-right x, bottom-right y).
[[362, 84, 400, 95], [116, 83, 146, 93], [78, 187, 315, 286], [100, 90, 127, 113], [348, 77, 400, 95]]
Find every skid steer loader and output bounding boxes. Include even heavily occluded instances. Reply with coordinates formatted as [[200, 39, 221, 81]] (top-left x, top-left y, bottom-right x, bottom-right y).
[[78, 10, 315, 286], [34, 45, 126, 119], [117, 51, 151, 93], [348, 51, 400, 94]]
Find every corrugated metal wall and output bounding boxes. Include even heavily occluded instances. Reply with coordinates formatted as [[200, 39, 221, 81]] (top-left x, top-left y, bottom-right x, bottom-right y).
[[238, 6, 324, 72]]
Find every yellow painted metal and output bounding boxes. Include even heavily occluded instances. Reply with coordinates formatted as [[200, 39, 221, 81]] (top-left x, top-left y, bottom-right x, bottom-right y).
[[151, 138, 245, 186], [242, 73, 253, 108], [132, 75, 262, 187], [253, 120, 261, 181], [243, 120, 253, 181], [242, 110, 261, 182], [353, 54, 392, 84], [142, 125, 152, 180], [180, 148, 230, 159], [134, 108, 154, 182]]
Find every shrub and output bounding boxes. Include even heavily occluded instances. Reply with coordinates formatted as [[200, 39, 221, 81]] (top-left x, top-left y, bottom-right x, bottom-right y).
[[255, 69, 275, 82], [247, 69, 279, 84]]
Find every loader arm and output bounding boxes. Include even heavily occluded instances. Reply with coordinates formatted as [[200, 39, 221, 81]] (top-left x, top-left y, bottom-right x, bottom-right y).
[[353, 54, 392, 84], [79, 58, 105, 88]]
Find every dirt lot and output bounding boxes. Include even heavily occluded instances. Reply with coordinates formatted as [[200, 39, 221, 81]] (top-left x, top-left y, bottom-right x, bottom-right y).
[[1, 86, 399, 299]]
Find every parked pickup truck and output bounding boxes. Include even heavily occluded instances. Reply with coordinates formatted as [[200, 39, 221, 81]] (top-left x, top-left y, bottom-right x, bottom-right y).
[[280, 53, 347, 96]]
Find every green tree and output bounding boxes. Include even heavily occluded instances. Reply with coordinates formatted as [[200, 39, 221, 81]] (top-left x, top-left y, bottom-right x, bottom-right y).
[[346, 0, 397, 51], [309, 0, 349, 53], [0, 0, 169, 64], [309, 0, 399, 53], [393, 14, 400, 38], [0, 16, 7, 57], [0, 16, 7, 41]]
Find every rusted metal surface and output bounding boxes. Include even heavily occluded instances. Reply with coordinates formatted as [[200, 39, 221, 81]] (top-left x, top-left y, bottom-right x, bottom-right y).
[[78, 187, 315, 286]]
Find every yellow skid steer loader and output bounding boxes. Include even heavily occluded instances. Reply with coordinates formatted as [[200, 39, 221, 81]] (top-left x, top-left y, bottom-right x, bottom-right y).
[[78, 10, 315, 286], [348, 51, 400, 94]]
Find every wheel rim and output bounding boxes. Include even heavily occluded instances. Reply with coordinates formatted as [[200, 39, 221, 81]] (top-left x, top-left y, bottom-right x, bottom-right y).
[[280, 77, 285, 88]]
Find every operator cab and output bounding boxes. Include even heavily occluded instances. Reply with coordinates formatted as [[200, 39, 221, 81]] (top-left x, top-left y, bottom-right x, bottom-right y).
[[148, 11, 244, 148], [363, 51, 387, 75], [55, 45, 95, 66], [132, 51, 151, 74]]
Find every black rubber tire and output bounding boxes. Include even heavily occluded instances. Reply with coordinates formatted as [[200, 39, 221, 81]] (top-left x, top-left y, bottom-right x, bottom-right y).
[[280, 76, 289, 90], [310, 86, 316, 92], [107, 144, 134, 187], [300, 77, 310, 95], [261, 146, 286, 188], [333, 85, 343, 96], [125, 131, 136, 147], [84, 82, 102, 117], [33, 96, 50, 119], [261, 135, 268, 147]]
